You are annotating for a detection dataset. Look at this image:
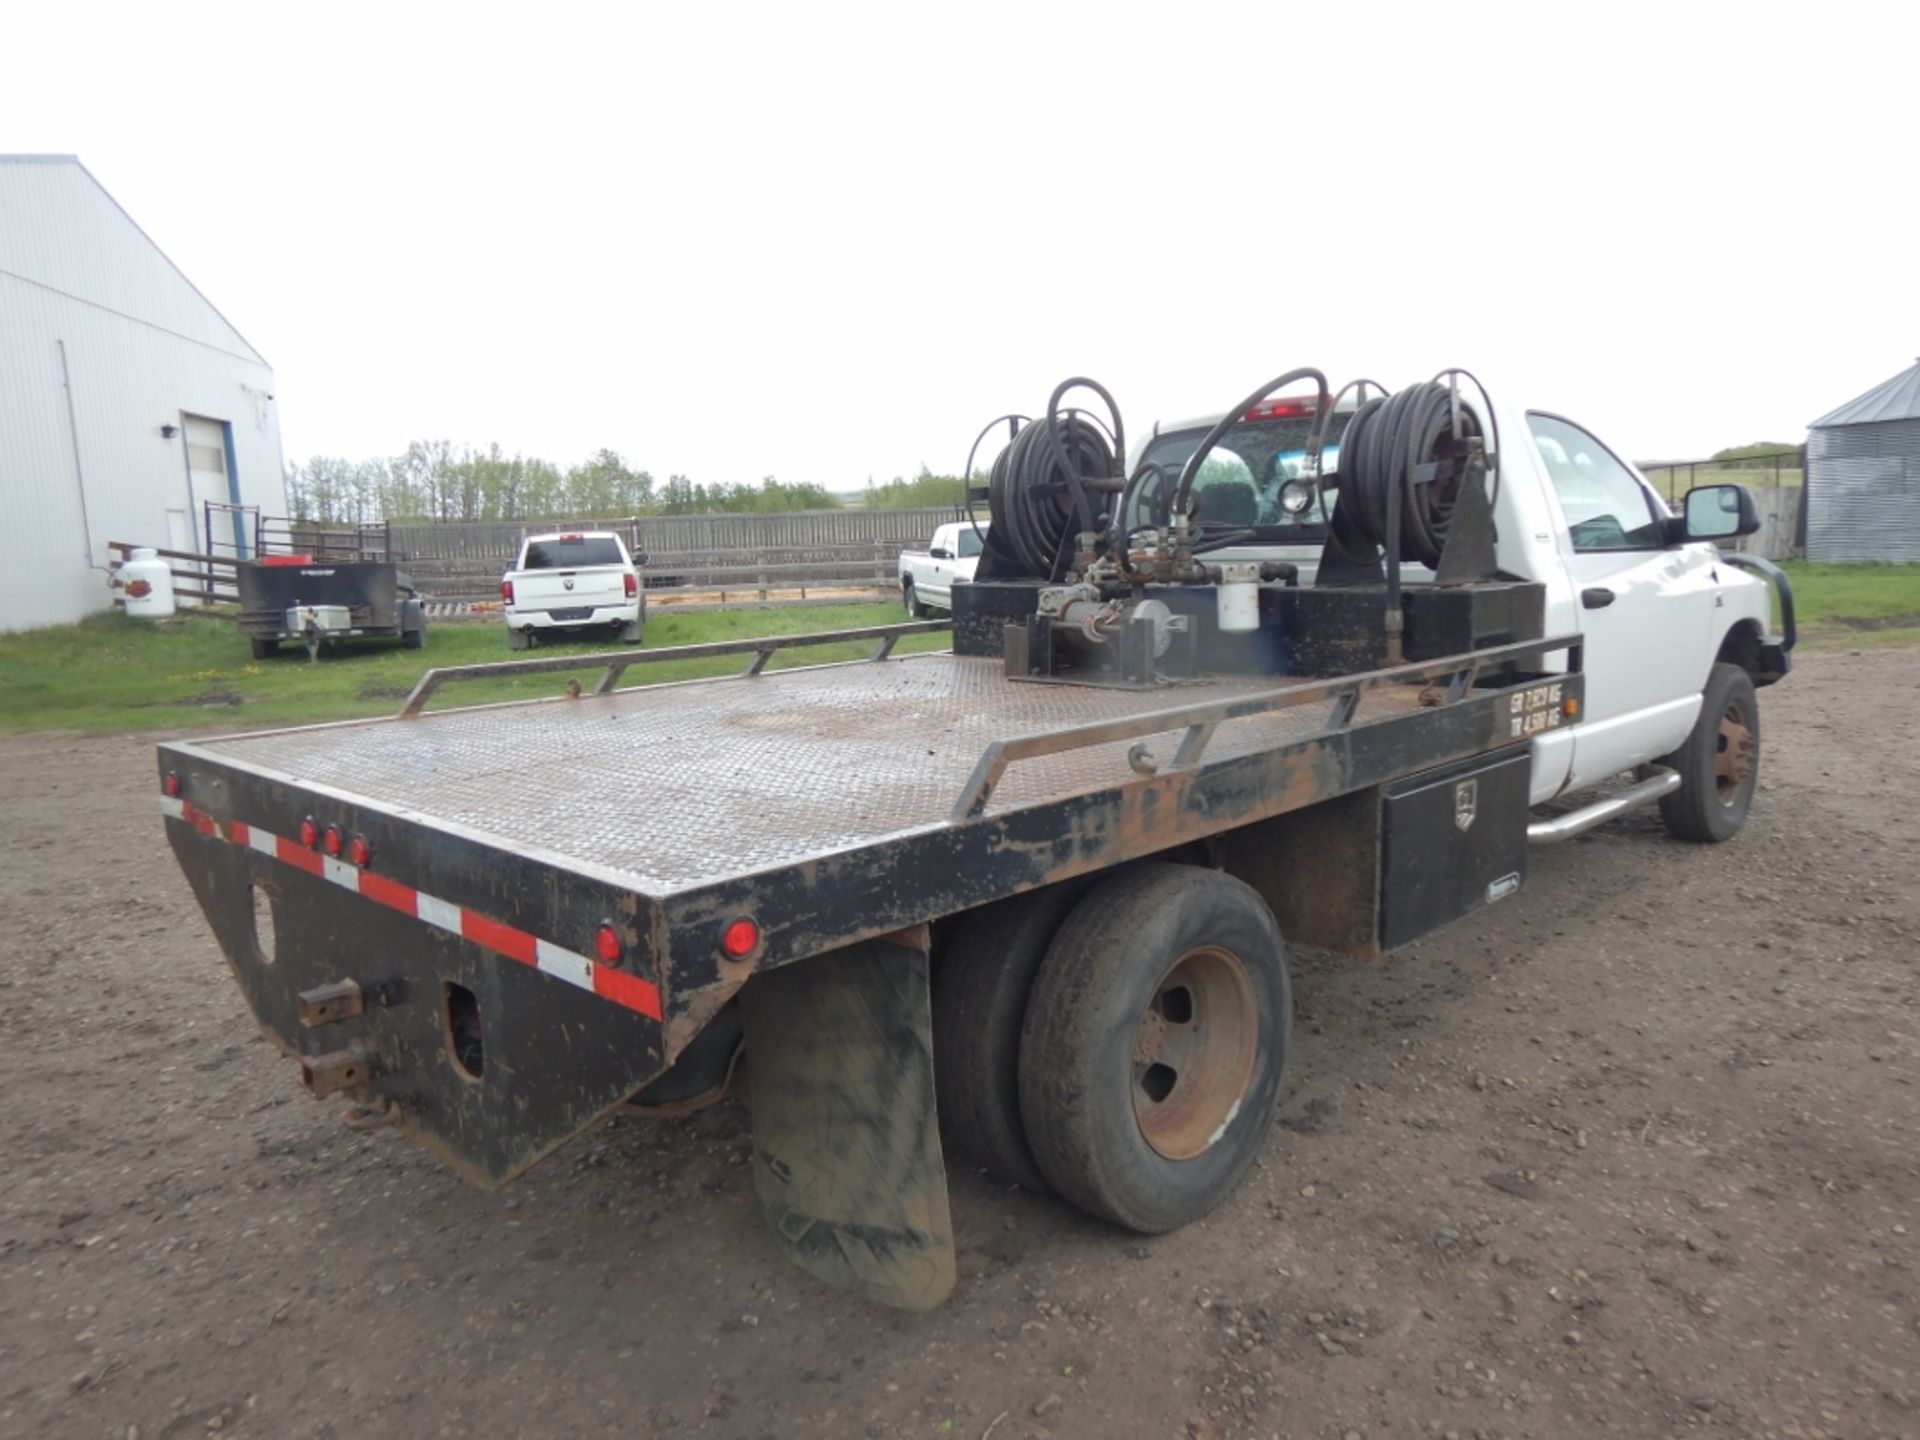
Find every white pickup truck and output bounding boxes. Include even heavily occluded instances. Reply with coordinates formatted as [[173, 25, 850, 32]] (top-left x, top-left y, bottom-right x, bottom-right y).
[[898, 520, 988, 616], [500, 531, 644, 650], [157, 369, 1797, 1316]]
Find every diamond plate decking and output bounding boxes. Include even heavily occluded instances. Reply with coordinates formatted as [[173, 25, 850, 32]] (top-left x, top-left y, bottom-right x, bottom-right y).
[[195, 654, 1418, 894]]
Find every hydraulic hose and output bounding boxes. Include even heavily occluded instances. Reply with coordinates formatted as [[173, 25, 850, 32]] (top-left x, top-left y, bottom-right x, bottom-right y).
[[1168, 368, 1330, 529], [1330, 379, 1486, 568], [962, 413, 1029, 551], [985, 381, 1122, 578]]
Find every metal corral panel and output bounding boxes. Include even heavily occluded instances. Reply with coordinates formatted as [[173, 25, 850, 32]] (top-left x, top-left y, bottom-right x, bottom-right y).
[[0, 157, 285, 630], [1806, 418, 1920, 563]]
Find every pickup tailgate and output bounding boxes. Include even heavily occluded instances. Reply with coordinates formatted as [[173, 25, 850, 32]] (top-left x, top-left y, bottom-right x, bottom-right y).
[[509, 563, 629, 611]]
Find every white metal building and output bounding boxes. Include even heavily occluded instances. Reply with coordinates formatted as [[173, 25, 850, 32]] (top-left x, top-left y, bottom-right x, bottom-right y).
[[0, 154, 286, 631]]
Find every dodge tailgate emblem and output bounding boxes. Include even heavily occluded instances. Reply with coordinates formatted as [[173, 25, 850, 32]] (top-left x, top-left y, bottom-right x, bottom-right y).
[[1454, 778, 1477, 832]]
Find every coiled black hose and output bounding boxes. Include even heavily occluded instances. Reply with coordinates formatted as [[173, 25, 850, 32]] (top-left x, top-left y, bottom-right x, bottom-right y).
[[986, 380, 1122, 578], [1331, 380, 1486, 568]]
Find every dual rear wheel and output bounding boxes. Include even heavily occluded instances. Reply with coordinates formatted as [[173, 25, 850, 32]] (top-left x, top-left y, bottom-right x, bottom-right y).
[[933, 863, 1290, 1232]]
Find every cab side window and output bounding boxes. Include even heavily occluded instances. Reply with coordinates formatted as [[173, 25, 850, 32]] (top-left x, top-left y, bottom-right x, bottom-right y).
[[1528, 413, 1664, 552]]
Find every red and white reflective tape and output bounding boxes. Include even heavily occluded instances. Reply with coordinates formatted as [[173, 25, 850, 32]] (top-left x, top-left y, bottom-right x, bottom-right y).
[[161, 795, 662, 1021]]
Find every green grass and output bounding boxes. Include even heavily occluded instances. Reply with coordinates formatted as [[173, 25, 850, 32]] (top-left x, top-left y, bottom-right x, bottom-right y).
[[0, 602, 941, 733], [1780, 561, 1920, 649]]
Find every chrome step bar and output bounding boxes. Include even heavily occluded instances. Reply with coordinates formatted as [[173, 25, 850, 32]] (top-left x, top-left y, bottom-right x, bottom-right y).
[[1527, 767, 1680, 845]]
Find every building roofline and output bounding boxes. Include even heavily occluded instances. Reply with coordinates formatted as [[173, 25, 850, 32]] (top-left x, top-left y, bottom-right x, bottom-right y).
[[0, 154, 271, 369]]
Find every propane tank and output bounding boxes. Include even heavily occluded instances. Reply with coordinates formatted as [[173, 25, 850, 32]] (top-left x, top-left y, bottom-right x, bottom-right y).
[[120, 548, 176, 619]]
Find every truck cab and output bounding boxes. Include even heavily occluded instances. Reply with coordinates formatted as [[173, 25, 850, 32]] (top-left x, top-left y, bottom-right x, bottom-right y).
[[1132, 389, 1790, 806]]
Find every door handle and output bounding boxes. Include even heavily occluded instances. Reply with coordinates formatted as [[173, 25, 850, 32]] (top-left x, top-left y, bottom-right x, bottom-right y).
[[1580, 586, 1615, 610]]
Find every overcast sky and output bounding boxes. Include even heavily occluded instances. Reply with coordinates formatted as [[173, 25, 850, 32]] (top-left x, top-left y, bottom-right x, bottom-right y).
[[6, 3, 1914, 485]]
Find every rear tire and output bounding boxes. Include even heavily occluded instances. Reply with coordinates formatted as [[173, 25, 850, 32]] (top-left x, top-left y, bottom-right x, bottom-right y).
[[507, 627, 531, 652], [1658, 661, 1759, 843], [931, 883, 1090, 1193], [902, 580, 927, 619], [619, 619, 644, 644], [403, 625, 425, 650], [249, 637, 277, 660], [1018, 863, 1290, 1233]]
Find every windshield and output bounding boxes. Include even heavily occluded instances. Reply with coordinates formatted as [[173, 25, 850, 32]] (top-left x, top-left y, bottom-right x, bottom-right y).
[[1129, 414, 1348, 536], [522, 536, 626, 568]]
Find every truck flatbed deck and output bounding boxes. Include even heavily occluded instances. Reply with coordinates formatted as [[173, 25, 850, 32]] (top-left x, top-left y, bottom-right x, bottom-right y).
[[190, 652, 1426, 892]]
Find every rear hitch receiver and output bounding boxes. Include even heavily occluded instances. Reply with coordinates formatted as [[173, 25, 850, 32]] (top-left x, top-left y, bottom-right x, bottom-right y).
[[299, 1048, 369, 1098], [297, 979, 365, 1028]]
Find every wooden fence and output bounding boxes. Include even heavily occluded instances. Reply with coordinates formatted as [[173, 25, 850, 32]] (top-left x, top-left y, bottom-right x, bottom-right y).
[[386, 507, 964, 604]]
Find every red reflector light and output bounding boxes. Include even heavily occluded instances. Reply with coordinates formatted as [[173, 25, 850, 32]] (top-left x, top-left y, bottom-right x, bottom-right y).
[[162, 771, 182, 798], [299, 817, 320, 848], [1243, 397, 1321, 421], [594, 924, 623, 964], [322, 825, 344, 858], [501, 579, 515, 605], [347, 834, 371, 867], [560, 533, 584, 542], [721, 917, 760, 958], [623, 572, 638, 598]]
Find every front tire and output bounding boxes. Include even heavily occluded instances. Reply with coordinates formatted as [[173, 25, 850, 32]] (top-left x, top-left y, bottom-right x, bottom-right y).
[[1658, 661, 1759, 843], [1018, 863, 1290, 1233]]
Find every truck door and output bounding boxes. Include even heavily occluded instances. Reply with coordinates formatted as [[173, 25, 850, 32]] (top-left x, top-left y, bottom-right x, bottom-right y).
[[925, 526, 953, 605], [1527, 413, 1716, 790]]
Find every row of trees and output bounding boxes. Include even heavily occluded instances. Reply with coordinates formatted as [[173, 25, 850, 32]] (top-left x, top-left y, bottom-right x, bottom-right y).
[[284, 442, 973, 525]]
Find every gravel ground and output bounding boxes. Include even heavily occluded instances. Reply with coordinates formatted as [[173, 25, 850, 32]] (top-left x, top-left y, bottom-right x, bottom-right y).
[[2, 647, 1917, 1440]]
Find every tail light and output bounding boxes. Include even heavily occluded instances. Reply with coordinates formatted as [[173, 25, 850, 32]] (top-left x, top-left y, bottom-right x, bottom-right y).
[[594, 924, 623, 964], [502, 579, 515, 606], [299, 816, 320, 848], [721, 917, 761, 958], [322, 824, 345, 858], [346, 834, 372, 867], [623, 572, 638, 599], [162, 771, 182, 798]]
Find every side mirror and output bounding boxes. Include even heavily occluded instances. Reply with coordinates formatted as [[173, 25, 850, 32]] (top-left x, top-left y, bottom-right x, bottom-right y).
[[930, 547, 952, 560], [633, 549, 650, 568], [1681, 483, 1760, 542]]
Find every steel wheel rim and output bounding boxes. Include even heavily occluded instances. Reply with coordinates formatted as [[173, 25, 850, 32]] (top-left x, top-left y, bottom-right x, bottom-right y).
[[1714, 699, 1754, 806], [1130, 945, 1260, 1161]]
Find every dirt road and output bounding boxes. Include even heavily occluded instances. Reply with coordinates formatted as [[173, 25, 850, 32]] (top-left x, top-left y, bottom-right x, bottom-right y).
[[3, 648, 1917, 1440]]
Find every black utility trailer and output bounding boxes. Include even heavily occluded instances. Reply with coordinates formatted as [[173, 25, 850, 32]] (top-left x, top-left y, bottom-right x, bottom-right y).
[[161, 367, 1587, 1310], [235, 558, 426, 660]]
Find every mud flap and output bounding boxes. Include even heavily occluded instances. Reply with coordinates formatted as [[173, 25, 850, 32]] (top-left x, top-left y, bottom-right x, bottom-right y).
[[738, 934, 956, 1311]]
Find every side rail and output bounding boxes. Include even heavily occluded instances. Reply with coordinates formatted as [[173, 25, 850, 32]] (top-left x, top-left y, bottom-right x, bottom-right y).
[[397, 620, 952, 719], [949, 634, 1583, 822]]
